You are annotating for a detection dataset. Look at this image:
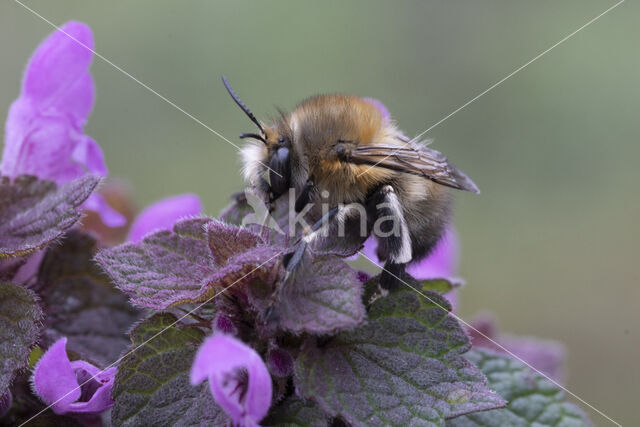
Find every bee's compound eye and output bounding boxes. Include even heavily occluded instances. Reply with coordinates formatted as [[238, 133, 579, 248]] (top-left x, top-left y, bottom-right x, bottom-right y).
[[269, 147, 291, 198]]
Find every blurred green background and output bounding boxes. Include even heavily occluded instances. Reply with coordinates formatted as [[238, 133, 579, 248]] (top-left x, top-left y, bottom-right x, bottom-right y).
[[1, 1, 637, 424]]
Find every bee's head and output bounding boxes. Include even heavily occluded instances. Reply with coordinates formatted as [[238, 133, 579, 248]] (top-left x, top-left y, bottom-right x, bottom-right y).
[[222, 76, 293, 201]]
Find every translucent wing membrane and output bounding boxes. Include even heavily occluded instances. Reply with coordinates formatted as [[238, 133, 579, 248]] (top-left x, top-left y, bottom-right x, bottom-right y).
[[351, 144, 480, 193]]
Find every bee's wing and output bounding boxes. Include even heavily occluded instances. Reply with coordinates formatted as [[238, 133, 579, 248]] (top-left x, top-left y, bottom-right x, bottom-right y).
[[350, 144, 480, 193]]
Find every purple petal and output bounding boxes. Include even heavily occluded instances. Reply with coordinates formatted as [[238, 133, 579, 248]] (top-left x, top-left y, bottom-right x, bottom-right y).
[[266, 347, 294, 378], [361, 227, 458, 279], [32, 338, 81, 414], [2, 102, 84, 180], [407, 227, 458, 279], [32, 338, 115, 415], [128, 194, 203, 242], [190, 335, 272, 425], [83, 193, 127, 228], [71, 137, 107, 177], [363, 97, 391, 121], [22, 21, 95, 124], [11, 249, 45, 285], [469, 315, 567, 383], [212, 314, 238, 335], [67, 361, 117, 413]]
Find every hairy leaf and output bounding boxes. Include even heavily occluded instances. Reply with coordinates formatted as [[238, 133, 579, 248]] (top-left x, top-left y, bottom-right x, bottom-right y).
[[37, 230, 140, 365], [446, 349, 590, 427], [112, 313, 229, 426], [96, 218, 280, 309], [0, 282, 42, 395], [273, 256, 365, 335], [0, 175, 99, 258], [263, 396, 329, 427], [295, 285, 504, 426]]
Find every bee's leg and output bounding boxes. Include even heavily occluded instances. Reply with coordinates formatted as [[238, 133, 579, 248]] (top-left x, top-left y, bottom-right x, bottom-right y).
[[295, 179, 315, 213], [368, 185, 412, 290], [282, 206, 340, 271]]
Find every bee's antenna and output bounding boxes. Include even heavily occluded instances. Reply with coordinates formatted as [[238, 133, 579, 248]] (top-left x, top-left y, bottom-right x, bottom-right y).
[[221, 76, 266, 139], [239, 132, 266, 143]]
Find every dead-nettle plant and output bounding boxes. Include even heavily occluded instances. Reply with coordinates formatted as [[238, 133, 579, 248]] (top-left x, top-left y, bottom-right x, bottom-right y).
[[0, 21, 592, 427]]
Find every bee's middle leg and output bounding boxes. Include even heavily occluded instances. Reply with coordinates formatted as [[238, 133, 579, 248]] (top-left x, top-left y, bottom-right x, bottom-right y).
[[367, 185, 413, 290]]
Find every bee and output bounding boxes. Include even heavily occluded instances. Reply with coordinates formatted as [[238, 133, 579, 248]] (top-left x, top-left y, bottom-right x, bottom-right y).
[[222, 77, 479, 289]]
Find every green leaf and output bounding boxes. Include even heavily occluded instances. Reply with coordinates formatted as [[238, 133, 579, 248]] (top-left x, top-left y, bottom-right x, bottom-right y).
[[295, 286, 504, 426], [0, 175, 100, 258], [446, 349, 591, 427], [38, 230, 140, 366], [263, 396, 329, 427], [0, 282, 42, 395], [111, 313, 229, 426], [419, 279, 460, 295]]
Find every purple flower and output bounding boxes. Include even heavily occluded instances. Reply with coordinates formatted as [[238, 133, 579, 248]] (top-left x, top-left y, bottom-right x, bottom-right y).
[[363, 97, 391, 121], [361, 226, 459, 308], [0, 21, 125, 227], [128, 193, 203, 242], [191, 334, 272, 426], [468, 314, 567, 383], [32, 338, 116, 415]]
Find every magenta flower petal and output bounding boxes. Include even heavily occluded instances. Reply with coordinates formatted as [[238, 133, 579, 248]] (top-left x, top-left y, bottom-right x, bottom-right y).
[[22, 21, 95, 124], [0, 21, 122, 227], [190, 335, 272, 426], [82, 193, 127, 228], [128, 194, 203, 242], [32, 338, 115, 415], [363, 97, 391, 121], [71, 137, 107, 177], [406, 226, 458, 279]]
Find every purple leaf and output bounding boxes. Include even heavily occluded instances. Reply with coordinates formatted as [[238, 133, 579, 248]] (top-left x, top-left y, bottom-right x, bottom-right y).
[[128, 193, 203, 242], [37, 230, 140, 366], [1, 21, 124, 227], [272, 256, 365, 335], [447, 349, 591, 426], [0, 282, 42, 395], [0, 174, 99, 258], [295, 282, 504, 426], [96, 218, 280, 309], [191, 334, 272, 426], [263, 396, 329, 426], [32, 337, 116, 415], [207, 219, 264, 265], [112, 313, 230, 426]]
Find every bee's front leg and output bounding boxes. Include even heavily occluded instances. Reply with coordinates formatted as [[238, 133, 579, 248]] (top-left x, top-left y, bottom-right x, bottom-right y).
[[367, 185, 412, 290], [282, 206, 340, 271]]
